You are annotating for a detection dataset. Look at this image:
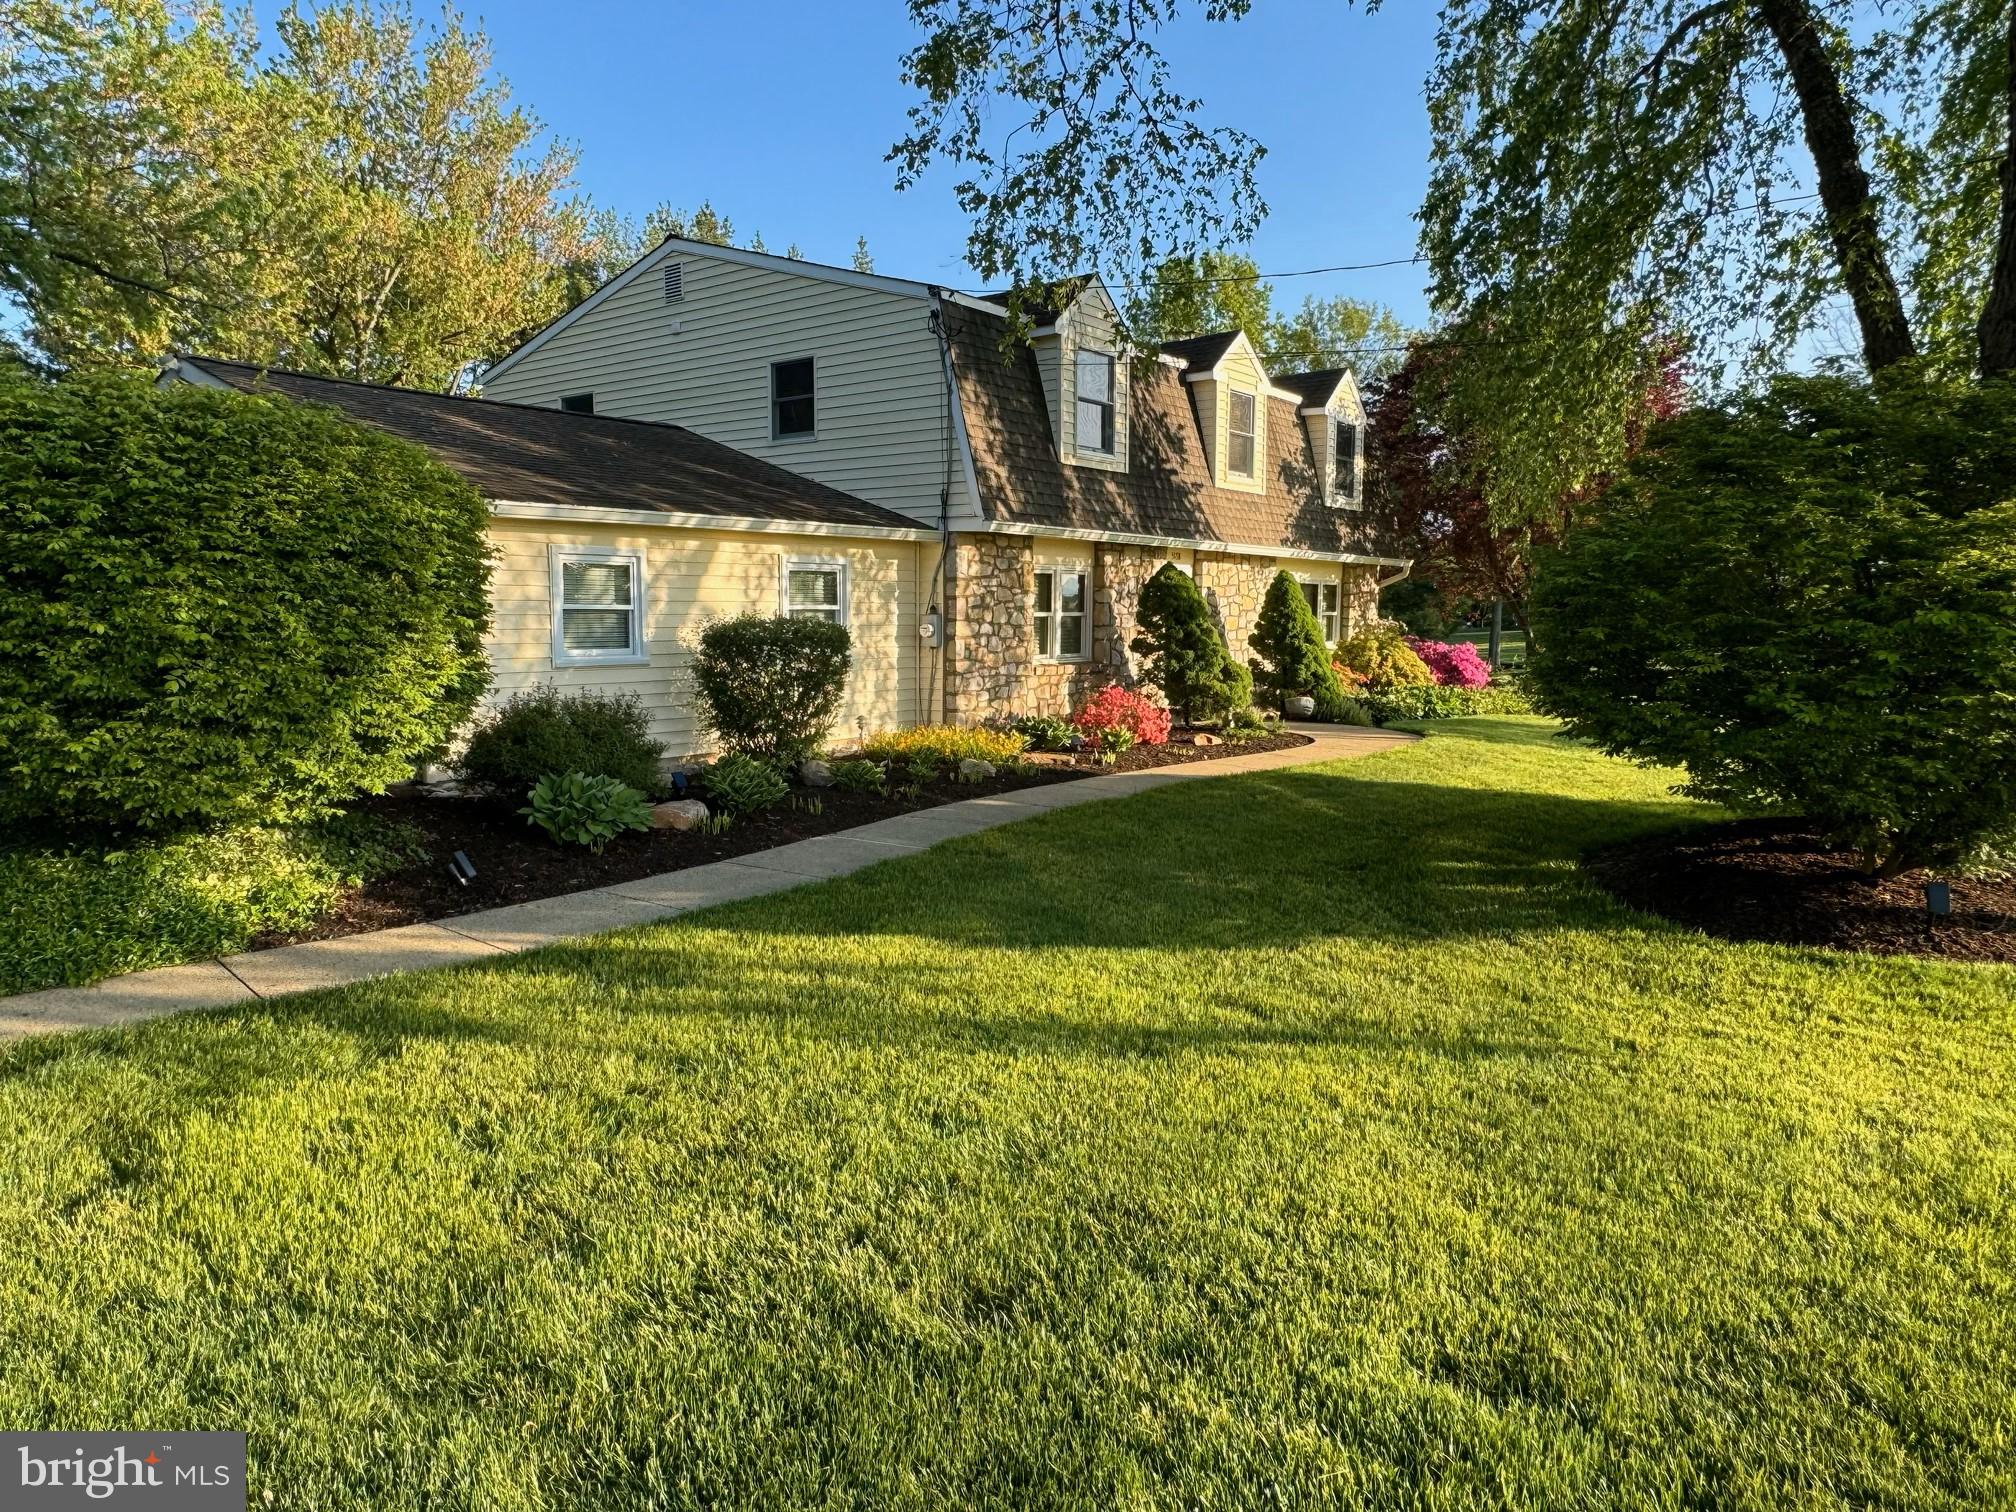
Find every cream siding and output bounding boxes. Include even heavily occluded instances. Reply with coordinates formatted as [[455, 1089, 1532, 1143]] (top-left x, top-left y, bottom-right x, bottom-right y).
[[1188, 337, 1270, 497], [485, 517, 924, 757], [1054, 287, 1131, 474], [479, 249, 977, 527], [1304, 374, 1367, 508]]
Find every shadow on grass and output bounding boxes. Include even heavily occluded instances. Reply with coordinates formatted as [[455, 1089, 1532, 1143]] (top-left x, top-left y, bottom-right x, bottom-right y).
[[0, 743, 1714, 1098], [660, 772, 1709, 955]]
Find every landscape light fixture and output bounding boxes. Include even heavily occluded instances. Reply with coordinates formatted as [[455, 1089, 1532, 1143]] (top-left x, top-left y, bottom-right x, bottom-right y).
[[447, 850, 478, 887], [1924, 880, 1952, 918]]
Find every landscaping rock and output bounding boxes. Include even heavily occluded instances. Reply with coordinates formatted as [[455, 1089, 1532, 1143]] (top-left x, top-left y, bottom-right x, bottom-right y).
[[1192, 733, 1221, 747], [800, 759, 834, 788], [648, 799, 710, 831], [958, 758, 997, 781], [1285, 695, 1317, 719]]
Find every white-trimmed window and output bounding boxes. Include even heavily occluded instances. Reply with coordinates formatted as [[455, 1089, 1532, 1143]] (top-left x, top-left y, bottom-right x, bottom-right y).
[[1334, 419, 1361, 501], [1228, 390, 1257, 477], [1034, 567, 1088, 660], [782, 557, 848, 624], [551, 548, 645, 665], [1300, 577, 1341, 643], [1075, 349, 1116, 454]]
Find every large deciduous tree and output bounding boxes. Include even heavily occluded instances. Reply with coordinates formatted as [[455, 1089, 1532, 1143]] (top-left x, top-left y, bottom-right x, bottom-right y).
[[2, 0, 614, 387], [1366, 333, 1687, 639], [1132, 250, 1411, 381], [892, 0, 2016, 487]]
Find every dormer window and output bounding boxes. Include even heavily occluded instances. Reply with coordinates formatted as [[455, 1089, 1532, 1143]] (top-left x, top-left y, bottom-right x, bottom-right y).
[[1075, 350, 1116, 454], [1228, 391, 1257, 477], [1334, 419, 1361, 500]]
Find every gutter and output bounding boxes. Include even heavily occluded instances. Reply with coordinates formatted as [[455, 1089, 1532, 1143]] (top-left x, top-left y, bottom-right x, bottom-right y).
[[971, 517, 1410, 570], [487, 500, 940, 543]]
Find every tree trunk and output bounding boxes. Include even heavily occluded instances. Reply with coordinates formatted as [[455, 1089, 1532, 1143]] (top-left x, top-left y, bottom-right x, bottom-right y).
[[1978, 0, 2016, 377], [1755, 0, 1917, 373]]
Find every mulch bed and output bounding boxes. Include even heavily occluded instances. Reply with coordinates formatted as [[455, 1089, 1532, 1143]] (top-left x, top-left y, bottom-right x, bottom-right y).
[[1586, 818, 2016, 965], [254, 730, 1313, 950]]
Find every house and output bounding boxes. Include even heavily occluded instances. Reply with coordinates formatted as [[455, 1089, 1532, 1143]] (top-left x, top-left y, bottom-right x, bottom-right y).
[[168, 239, 1407, 754], [161, 356, 939, 757]]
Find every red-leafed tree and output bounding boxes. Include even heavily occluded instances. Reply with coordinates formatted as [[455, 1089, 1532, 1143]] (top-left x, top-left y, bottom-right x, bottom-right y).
[[1366, 335, 1685, 642]]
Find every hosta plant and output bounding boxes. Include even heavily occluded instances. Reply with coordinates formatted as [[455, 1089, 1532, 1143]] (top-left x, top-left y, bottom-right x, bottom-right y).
[[519, 771, 652, 852]]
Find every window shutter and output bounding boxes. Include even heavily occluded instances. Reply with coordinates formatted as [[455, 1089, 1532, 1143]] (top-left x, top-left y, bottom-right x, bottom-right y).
[[662, 262, 685, 304]]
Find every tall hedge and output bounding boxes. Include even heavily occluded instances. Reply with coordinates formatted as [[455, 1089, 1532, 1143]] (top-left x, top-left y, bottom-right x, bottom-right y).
[[1529, 372, 2016, 877], [0, 371, 493, 833]]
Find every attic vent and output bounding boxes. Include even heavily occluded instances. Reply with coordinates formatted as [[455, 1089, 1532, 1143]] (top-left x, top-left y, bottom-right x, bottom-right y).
[[662, 262, 685, 304]]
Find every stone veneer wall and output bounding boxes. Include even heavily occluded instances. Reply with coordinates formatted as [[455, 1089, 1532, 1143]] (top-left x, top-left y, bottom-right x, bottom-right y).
[[1196, 553, 1385, 660], [945, 534, 1387, 723]]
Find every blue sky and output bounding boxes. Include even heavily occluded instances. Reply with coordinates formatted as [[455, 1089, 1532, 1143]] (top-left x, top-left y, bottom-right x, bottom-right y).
[[463, 0, 1445, 325]]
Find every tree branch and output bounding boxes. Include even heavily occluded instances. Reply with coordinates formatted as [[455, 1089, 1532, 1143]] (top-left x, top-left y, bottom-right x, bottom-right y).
[[1977, 0, 2016, 378], [1754, 0, 1916, 371], [1633, 0, 1737, 94]]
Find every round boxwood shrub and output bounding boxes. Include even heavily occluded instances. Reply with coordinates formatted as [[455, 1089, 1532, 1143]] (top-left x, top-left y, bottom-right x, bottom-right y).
[[1529, 371, 2016, 877], [453, 685, 666, 799], [691, 614, 851, 761], [0, 371, 492, 834]]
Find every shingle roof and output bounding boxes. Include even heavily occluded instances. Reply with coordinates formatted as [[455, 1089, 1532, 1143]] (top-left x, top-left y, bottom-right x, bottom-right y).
[[942, 304, 1403, 560], [177, 357, 927, 534], [1275, 368, 1351, 407], [1157, 331, 1243, 372], [973, 275, 1094, 326]]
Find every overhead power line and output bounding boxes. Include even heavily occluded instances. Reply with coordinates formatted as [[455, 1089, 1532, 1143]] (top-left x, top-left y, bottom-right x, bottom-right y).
[[964, 187, 1833, 301]]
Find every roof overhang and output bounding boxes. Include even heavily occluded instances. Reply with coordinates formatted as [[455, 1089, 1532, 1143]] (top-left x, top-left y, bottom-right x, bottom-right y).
[[971, 517, 1409, 568], [489, 499, 941, 542]]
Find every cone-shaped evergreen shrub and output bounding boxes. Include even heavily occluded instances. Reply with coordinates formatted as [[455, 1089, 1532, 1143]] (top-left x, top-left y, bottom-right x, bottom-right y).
[[1129, 563, 1251, 724], [1248, 570, 1345, 711]]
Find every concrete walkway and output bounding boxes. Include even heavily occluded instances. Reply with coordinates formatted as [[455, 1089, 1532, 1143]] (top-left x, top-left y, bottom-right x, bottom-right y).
[[0, 724, 1416, 1041]]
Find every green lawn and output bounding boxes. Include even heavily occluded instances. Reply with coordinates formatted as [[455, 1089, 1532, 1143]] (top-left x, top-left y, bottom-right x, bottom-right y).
[[1449, 626, 1528, 665], [2, 718, 2011, 1509]]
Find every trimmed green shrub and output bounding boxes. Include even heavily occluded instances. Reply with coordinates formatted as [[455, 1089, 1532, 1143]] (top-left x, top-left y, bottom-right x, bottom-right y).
[[702, 753, 789, 817], [0, 370, 491, 833], [1131, 562, 1252, 724], [1335, 624, 1434, 690], [1529, 372, 2016, 875], [1248, 570, 1346, 712], [692, 615, 852, 762], [454, 686, 665, 799], [0, 815, 424, 993], [518, 771, 653, 852]]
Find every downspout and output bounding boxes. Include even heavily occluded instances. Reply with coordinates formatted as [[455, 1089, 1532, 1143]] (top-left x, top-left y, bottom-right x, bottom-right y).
[[926, 298, 958, 726]]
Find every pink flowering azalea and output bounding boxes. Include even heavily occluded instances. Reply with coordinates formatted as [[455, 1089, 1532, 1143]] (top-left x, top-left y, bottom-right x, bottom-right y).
[[1404, 637, 1493, 689], [1072, 685, 1172, 746]]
